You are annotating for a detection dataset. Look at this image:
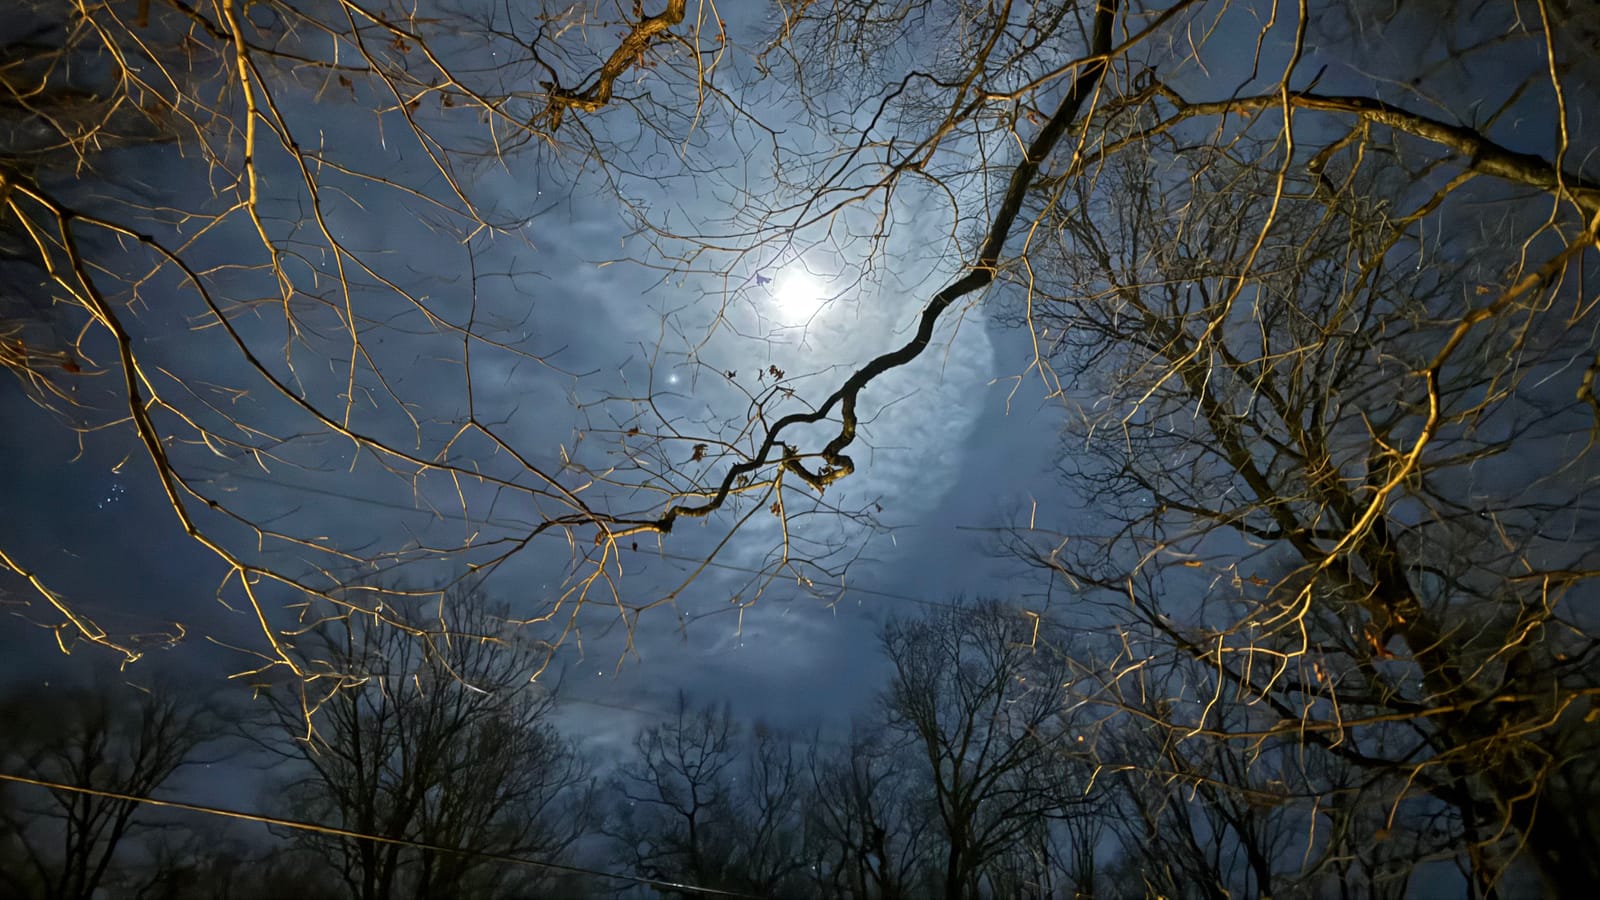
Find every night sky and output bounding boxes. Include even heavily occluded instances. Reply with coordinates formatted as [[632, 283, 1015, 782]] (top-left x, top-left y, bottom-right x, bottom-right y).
[[0, 1, 1079, 741], [2, 0, 1597, 880]]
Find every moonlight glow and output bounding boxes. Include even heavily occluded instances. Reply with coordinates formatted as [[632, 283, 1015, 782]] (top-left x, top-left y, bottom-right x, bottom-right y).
[[772, 271, 827, 321]]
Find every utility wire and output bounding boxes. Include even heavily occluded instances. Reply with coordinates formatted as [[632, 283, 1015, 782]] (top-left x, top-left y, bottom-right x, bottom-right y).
[[0, 772, 765, 899]]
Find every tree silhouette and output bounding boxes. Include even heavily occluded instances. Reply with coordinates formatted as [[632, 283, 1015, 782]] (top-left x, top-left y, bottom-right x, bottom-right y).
[[0, 679, 217, 900], [253, 584, 590, 900], [879, 603, 1092, 900], [606, 693, 815, 898]]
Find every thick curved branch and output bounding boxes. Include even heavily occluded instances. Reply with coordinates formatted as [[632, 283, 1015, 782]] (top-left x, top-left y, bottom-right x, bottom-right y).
[[538, 0, 687, 131], [636, 0, 1120, 537], [1094, 86, 1600, 218]]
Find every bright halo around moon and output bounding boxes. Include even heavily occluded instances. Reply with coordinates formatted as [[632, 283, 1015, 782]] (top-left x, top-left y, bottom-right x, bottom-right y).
[[771, 270, 828, 322]]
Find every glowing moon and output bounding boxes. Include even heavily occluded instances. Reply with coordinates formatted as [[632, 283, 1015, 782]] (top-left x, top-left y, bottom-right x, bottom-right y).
[[772, 271, 826, 320]]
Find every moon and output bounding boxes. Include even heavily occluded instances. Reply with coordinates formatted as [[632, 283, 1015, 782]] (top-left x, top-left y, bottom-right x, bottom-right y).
[[771, 271, 827, 321]]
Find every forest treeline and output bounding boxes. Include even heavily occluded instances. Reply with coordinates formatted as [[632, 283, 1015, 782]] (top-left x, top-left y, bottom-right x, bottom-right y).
[[5, 592, 1591, 900]]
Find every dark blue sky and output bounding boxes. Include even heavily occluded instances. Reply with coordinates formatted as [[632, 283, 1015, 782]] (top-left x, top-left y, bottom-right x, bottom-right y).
[[0, 1, 1083, 743], [2, 0, 1596, 787]]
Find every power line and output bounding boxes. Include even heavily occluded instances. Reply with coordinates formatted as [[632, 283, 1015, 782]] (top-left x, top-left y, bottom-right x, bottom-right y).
[[0, 772, 765, 899]]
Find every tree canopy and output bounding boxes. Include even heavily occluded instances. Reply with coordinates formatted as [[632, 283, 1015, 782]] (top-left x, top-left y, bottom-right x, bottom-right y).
[[3, 1, 1598, 894]]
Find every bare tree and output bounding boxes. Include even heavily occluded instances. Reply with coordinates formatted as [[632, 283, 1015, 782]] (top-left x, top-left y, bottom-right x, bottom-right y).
[[1081, 639, 1376, 899], [805, 726, 935, 900], [0, 679, 216, 900], [254, 584, 591, 900], [879, 602, 1092, 900], [607, 693, 813, 898], [1010, 39, 1600, 894]]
